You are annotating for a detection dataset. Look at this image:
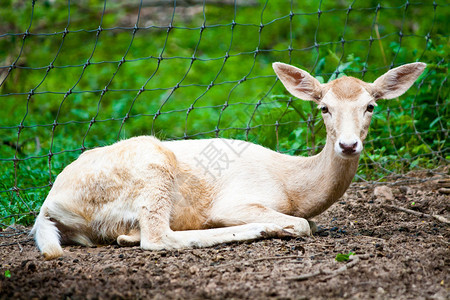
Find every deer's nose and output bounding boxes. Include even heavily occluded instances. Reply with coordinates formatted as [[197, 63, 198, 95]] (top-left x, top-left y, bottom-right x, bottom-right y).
[[339, 141, 358, 154]]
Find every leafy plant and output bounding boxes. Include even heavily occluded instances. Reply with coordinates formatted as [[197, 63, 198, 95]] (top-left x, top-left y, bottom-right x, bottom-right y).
[[335, 252, 355, 262]]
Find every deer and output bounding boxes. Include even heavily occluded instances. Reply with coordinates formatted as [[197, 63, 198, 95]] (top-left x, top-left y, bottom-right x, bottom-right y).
[[32, 62, 426, 260]]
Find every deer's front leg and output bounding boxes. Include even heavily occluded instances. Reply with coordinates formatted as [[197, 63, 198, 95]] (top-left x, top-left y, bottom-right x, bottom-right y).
[[210, 203, 312, 236]]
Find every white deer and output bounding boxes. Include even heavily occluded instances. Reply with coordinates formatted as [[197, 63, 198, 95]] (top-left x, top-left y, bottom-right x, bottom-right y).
[[32, 62, 426, 259]]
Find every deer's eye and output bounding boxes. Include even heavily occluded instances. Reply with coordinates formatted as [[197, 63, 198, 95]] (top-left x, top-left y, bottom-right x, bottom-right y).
[[366, 104, 375, 113], [320, 106, 329, 114]]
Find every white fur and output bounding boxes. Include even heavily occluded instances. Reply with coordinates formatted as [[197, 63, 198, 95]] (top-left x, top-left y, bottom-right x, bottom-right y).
[[32, 62, 426, 259], [30, 207, 64, 259]]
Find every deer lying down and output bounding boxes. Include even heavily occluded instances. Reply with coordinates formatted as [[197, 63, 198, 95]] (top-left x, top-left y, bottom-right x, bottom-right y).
[[32, 62, 426, 260]]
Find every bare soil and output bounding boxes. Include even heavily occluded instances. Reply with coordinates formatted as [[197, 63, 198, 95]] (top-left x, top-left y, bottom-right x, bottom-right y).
[[1, 171, 449, 300]]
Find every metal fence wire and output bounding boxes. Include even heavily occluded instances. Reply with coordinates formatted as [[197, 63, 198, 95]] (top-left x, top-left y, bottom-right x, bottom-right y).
[[0, 0, 448, 226]]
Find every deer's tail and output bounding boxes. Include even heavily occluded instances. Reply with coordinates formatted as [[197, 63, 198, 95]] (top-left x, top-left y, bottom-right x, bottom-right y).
[[31, 206, 64, 260]]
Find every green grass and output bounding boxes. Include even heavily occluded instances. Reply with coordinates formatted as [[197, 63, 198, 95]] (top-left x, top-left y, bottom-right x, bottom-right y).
[[335, 252, 355, 262], [0, 0, 448, 227]]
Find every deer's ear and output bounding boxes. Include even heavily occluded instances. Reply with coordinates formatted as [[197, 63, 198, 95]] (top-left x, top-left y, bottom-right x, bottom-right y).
[[273, 62, 323, 103], [370, 62, 426, 100]]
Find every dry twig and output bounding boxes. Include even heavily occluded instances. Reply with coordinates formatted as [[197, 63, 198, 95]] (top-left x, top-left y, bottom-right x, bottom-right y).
[[0, 238, 34, 247], [438, 188, 450, 194], [287, 254, 369, 281], [383, 205, 450, 224], [252, 255, 305, 262]]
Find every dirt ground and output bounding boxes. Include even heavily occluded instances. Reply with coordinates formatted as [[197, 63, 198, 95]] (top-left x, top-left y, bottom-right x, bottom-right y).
[[1, 170, 449, 300]]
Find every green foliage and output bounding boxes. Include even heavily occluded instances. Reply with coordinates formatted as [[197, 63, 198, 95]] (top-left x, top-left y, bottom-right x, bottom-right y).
[[0, 1, 447, 226], [359, 39, 449, 180], [4, 270, 11, 278], [335, 252, 355, 262]]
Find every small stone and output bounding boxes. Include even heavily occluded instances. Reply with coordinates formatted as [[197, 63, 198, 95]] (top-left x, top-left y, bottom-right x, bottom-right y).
[[374, 186, 394, 200], [398, 186, 413, 195], [213, 255, 225, 261], [189, 265, 200, 274]]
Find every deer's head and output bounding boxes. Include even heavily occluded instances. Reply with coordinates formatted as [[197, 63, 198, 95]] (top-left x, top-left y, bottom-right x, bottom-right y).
[[273, 62, 426, 159]]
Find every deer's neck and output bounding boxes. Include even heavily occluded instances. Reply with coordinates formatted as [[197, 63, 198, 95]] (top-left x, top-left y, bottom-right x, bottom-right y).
[[282, 136, 359, 218]]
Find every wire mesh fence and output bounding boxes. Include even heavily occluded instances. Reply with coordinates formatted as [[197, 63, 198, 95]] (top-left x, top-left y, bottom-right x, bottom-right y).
[[0, 0, 448, 227]]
